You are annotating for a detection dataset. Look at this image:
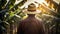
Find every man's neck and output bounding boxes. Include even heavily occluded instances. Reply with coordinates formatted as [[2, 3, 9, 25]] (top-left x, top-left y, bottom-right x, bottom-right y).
[[28, 14, 35, 18]]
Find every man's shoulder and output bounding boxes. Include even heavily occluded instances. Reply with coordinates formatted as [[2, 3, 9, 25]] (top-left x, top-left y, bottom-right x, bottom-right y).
[[19, 18, 29, 23], [35, 17, 43, 22]]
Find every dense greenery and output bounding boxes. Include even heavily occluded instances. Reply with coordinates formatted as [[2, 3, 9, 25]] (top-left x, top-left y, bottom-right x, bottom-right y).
[[0, 0, 60, 34], [0, 0, 26, 34]]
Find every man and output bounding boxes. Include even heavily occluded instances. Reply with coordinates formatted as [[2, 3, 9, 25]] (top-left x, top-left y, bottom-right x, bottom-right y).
[[17, 3, 47, 34]]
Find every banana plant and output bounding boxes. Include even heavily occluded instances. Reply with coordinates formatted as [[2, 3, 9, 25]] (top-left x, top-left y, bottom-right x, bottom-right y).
[[0, 0, 27, 34]]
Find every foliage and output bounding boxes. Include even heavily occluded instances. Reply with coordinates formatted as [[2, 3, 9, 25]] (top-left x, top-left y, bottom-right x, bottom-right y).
[[0, 0, 60, 34], [0, 0, 26, 34]]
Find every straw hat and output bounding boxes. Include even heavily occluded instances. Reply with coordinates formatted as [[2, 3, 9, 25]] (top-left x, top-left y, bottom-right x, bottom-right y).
[[23, 3, 41, 14]]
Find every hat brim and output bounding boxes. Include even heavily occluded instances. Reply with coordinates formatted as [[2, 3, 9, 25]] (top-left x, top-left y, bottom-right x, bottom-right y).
[[23, 9, 41, 14]]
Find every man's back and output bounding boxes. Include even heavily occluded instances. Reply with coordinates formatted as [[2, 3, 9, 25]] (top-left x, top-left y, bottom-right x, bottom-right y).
[[17, 17, 46, 34]]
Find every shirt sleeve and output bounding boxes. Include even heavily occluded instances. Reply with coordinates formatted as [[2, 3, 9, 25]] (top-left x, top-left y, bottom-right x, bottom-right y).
[[17, 21, 23, 34]]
